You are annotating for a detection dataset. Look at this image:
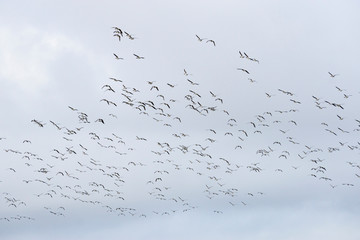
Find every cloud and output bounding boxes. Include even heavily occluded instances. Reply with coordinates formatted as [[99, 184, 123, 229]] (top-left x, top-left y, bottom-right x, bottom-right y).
[[0, 25, 84, 95]]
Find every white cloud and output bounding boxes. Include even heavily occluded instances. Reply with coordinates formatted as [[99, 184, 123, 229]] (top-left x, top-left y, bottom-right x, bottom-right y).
[[0, 25, 84, 95]]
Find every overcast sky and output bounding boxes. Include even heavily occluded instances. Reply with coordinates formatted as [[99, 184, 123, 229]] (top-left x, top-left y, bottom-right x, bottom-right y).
[[1, 1, 360, 239]]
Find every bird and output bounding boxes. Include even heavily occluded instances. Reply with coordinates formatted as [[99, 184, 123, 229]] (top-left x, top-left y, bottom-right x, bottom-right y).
[[195, 35, 206, 42], [124, 31, 136, 40], [183, 69, 191, 76], [237, 68, 250, 74], [109, 77, 122, 82], [328, 72, 338, 78], [113, 33, 122, 41], [100, 99, 117, 106], [68, 106, 78, 111], [133, 54, 144, 59], [187, 79, 199, 85], [102, 85, 115, 92], [239, 51, 245, 58], [95, 119, 105, 124], [206, 39, 216, 46], [31, 119, 44, 127], [150, 86, 159, 91], [113, 53, 124, 60]]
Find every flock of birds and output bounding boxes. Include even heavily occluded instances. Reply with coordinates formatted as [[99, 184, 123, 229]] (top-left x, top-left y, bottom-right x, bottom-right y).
[[1, 26, 359, 222]]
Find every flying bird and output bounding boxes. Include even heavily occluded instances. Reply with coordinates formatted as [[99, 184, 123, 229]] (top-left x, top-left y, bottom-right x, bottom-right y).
[[113, 53, 124, 60], [109, 77, 122, 82], [100, 99, 117, 106], [328, 72, 338, 78], [195, 35, 206, 42], [237, 68, 250, 74], [133, 54, 144, 59], [206, 39, 216, 46]]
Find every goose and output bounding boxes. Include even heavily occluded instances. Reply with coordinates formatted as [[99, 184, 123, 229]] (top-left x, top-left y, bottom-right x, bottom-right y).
[[133, 54, 144, 59], [206, 39, 216, 46], [328, 72, 338, 77], [113, 53, 123, 60], [195, 34, 206, 42], [237, 68, 250, 74]]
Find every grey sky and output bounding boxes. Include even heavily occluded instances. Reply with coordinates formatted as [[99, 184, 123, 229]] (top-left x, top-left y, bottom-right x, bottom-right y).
[[1, 0, 360, 239]]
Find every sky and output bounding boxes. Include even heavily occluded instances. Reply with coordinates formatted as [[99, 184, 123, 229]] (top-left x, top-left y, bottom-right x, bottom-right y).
[[0, 0, 360, 239]]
